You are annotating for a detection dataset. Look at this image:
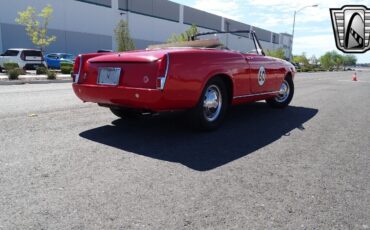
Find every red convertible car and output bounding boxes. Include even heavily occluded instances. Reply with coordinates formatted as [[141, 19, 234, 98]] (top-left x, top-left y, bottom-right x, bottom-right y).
[[72, 31, 295, 130]]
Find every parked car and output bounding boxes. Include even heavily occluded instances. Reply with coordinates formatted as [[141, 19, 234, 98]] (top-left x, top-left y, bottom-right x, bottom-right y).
[[292, 62, 301, 70], [0, 48, 46, 72], [72, 31, 296, 130], [44, 53, 75, 69]]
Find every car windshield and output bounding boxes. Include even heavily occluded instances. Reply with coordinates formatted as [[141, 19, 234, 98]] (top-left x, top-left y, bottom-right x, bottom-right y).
[[148, 31, 262, 55], [193, 31, 262, 54], [61, 54, 75, 60]]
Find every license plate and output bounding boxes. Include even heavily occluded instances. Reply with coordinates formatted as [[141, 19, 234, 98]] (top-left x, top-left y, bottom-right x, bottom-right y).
[[98, 67, 121, 85]]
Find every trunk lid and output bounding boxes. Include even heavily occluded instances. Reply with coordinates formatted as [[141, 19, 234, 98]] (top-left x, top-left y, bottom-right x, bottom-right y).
[[89, 50, 168, 63], [75, 50, 170, 90]]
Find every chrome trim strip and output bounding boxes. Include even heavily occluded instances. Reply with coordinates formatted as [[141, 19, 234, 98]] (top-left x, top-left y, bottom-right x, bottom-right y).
[[233, 91, 280, 99], [158, 53, 170, 90], [74, 54, 83, 84]]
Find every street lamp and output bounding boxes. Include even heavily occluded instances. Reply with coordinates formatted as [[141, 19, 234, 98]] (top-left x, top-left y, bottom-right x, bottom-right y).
[[290, 4, 318, 61]]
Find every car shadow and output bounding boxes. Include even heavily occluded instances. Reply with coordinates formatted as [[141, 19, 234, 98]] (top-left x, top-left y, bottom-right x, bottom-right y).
[[80, 103, 318, 171]]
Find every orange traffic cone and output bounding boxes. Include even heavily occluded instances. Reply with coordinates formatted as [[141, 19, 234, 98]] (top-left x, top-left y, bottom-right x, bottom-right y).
[[352, 72, 358, 81]]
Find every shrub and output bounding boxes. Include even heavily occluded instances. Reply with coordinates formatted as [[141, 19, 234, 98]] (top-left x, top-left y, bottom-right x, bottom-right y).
[[300, 67, 310, 72], [315, 67, 326, 72], [4, 62, 19, 71], [8, 68, 24, 80], [60, 62, 73, 68], [36, 66, 47, 75], [47, 70, 57, 80], [61, 66, 73, 74]]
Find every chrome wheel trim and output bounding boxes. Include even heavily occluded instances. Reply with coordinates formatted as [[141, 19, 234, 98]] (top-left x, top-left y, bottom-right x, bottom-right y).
[[275, 80, 290, 103], [203, 84, 222, 122]]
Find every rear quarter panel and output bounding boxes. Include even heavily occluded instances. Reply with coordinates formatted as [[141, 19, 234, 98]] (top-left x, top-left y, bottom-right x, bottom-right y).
[[165, 50, 248, 108]]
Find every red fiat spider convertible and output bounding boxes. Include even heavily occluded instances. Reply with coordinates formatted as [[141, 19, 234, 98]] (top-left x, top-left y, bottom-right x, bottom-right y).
[[72, 30, 295, 130]]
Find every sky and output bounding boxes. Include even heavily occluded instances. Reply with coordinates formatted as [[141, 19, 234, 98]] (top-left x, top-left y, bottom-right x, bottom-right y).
[[172, 0, 370, 63]]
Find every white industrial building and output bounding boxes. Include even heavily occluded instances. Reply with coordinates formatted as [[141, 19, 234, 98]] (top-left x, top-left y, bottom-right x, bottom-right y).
[[0, 0, 292, 56]]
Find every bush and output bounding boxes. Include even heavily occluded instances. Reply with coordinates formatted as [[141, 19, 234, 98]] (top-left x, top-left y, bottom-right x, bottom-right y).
[[300, 67, 310, 72], [36, 66, 47, 75], [315, 67, 326, 72], [61, 66, 73, 74], [60, 62, 73, 68], [4, 62, 20, 71], [47, 70, 57, 80], [8, 68, 24, 80]]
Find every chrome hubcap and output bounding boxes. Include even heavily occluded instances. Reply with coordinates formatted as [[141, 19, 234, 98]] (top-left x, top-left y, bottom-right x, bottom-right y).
[[275, 80, 290, 103], [203, 85, 222, 122]]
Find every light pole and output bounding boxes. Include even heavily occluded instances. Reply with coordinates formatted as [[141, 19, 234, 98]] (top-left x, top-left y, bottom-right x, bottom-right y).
[[0, 15, 3, 52], [290, 4, 318, 61]]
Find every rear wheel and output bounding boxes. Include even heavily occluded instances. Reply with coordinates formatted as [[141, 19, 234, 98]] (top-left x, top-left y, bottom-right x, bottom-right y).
[[191, 77, 229, 131], [0, 66, 2, 73], [110, 108, 143, 119], [266, 76, 294, 108]]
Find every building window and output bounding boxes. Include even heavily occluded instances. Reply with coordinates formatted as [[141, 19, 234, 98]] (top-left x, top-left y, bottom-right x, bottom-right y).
[[75, 0, 112, 8], [272, 34, 279, 44]]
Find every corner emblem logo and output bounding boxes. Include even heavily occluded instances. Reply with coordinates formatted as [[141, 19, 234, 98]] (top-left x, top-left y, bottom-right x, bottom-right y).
[[330, 5, 370, 53], [258, 66, 266, 86]]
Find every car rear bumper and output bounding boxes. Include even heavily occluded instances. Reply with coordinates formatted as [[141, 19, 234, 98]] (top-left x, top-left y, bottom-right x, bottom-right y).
[[72, 83, 170, 111]]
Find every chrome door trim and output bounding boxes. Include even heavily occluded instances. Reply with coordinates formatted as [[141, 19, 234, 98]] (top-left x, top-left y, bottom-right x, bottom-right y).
[[233, 91, 280, 99]]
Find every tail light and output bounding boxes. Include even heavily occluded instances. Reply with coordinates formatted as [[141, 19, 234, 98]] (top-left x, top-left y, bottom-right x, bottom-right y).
[[156, 53, 169, 90], [72, 55, 82, 83]]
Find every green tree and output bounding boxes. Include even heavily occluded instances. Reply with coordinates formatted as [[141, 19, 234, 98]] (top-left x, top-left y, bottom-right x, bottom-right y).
[[333, 52, 344, 70], [167, 24, 198, 43], [15, 5, 56, 52], [343, 54, 357, 67], [319, 52, 335, 70], [293, 53, 310, 66], [319, 51, 347, 70], [114, 20, 135, 52], [266, 48, 286, 60]]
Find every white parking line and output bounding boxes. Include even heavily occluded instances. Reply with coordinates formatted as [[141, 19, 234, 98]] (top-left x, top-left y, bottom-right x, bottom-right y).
[[296, 78, 347, 82], [338, 80, 370, 83]]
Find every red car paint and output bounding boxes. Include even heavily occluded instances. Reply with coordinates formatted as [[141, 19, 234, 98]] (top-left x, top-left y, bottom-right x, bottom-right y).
[[72, 48, 295, 112]]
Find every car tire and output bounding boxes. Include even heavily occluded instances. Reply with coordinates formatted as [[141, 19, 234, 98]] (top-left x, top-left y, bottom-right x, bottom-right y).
[[0, 66, 2, 73], [266, 76, 294, 108], [110, 108, 143, 119], [191, 77, 229, 131]]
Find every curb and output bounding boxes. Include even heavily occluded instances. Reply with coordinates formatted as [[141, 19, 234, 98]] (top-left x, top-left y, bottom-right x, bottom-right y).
[[0, 78, 72, 85]]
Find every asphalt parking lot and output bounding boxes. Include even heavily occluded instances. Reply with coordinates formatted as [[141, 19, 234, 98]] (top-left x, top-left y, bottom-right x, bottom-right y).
[[0, 70, 369, 229]]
